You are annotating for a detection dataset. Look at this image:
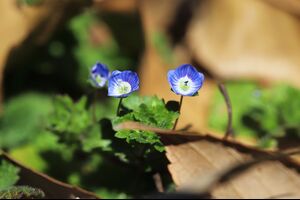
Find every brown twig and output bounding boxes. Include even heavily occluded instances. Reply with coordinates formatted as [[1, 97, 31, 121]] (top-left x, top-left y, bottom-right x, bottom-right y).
[[1, 151, 99, 199], [217, 82, 233, 140], [153, 173, 164, 193]]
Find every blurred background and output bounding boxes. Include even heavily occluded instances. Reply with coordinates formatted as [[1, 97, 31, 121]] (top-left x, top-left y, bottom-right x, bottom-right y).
[[1, 0, 300, 198]]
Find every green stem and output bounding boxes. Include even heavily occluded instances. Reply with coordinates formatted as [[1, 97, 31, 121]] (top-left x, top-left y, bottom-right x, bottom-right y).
[[173, 95, 184, 130], [116, 97, 123, 116], [92, 90, 98, 122]]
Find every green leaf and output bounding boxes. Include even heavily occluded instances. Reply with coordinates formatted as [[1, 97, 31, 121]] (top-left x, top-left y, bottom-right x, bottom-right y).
[[0, 93, 52, 149], [0, 186, 45, 199], [192, 92, 199, 97], [154, 144, 165, 152], [151, 32, 174, 64], [17, 0, 43, 6], [82, 125, 111, 152], [69, 11, 131, 87], [208, 82, 300, 147], [48, 95, 110, 152], [115, 130, 129, 139], [0, 160, 20, 191], [113, 96, 178, 152]]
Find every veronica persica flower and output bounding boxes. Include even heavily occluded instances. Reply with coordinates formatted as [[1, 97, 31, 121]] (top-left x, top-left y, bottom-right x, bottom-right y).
[[108, 70, 139, 98], [167, 64, 204, 96], [90, 62, 110, 88], [108, 70, 139, 116], [167, 64, 205, 130]]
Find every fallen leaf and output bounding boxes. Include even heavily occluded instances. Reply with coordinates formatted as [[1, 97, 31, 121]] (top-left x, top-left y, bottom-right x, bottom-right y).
[[187, 0, 300, 88], [167, 136, 300, 198], [93, 0, 137, 13], [116, 121, 300, 198], [0, 151, 99, 199], [265, 0, 300, 17]]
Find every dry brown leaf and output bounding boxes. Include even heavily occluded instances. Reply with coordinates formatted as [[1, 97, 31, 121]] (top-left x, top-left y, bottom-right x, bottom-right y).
[[167, 136, 300, 198], [116, 121, 300, 198], [187, 0, 300, 88], [93, 0, 137, 13], [265, 0, 300, 17], [0, 151, 99, 199]]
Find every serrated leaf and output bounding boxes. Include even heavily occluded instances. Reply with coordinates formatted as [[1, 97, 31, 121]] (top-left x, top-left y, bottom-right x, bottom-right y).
[[113, 96, 178, 152], [0, 160, 20, 190], [0, 93, 52, 149], [48, 95, 109, 152], [82, 125, 111, 152], [115, 130, 129, 139], [0, 186, 45, 199]]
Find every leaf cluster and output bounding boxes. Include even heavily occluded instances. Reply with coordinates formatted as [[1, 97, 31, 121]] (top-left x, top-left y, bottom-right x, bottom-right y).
[[48, 95, 110, 152], [209, 83, 300, 147], [113, 96, 179, 152]]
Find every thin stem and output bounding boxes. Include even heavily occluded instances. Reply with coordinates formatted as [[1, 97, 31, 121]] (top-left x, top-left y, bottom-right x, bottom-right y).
[[92, 90, 98, 122], [173, 95, 184, 130], [116, 97, 123, 116]]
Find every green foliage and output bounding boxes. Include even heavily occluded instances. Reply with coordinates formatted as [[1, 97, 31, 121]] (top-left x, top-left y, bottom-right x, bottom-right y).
[[0, 93, 52, 149], [0, 160, 20, 191], [49, 41, 65, 58], [69, 11, 131, 87], [48, 95, 110, 152], [113, 96, 179, 152], [209, 82, 300, 148], [151, 32, 174, 64], [10, 132, 70, 172], [0, 186, 45, 199], [17, 0, 43, 6]]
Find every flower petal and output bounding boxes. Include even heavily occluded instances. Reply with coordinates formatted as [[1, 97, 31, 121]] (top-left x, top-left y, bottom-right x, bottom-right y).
[[90, 62, 110, 88], [108, 70, 139, 98]]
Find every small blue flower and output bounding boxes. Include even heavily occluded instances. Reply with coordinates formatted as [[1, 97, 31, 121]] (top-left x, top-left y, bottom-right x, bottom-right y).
[[168, 64, 204, 96], [108, 70, 139, 98], [90, 62, 110, 88]]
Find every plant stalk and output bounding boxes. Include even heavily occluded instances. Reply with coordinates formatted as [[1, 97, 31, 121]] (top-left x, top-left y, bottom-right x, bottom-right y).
[[173, 95, 184, 130], [116, 97, 123, 116]]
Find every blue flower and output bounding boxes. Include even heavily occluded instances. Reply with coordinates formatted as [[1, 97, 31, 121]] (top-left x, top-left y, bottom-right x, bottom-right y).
[[90, 62, 110, 88], [108, 70, 139, 98], [168, 64, 204, 96]]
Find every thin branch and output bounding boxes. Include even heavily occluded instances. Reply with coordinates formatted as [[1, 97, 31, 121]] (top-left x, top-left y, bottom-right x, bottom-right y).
[[153, 173, 164, 193], [218, 82, 233, 140]]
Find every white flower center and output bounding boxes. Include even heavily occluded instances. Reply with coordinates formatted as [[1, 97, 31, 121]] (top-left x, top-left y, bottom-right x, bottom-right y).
[[115, 80, 132, 95], [94, 74, 106, 87], [176, 76, 194, 94]]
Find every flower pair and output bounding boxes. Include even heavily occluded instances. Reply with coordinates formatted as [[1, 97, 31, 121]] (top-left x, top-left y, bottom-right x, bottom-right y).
[[90, 62, 139, 98], [90, 62, 205, 128], [90, 62, 205, 98]]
